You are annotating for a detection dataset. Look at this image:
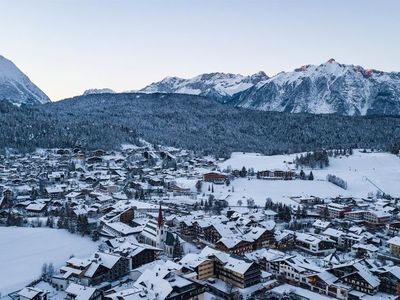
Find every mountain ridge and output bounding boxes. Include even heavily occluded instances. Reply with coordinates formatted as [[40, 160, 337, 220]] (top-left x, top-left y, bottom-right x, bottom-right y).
[[137, 59, 400, 115], [0, 55, 50, 105]]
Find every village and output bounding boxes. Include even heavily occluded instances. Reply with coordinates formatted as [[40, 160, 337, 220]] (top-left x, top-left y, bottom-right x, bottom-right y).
[[1, 144, 400, 300]]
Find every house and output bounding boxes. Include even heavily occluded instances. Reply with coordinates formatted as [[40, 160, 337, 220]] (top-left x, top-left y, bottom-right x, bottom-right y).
[[201, 247, 261, 289], [387, 222, 400, 236], [179, 253, 215, 280], [17, 287, 49, 300], [65, 283, 102, 300], [329, 261, 380, 295], [257, 169, 295, 180], [203, 172, 227, 184], [105, 237, 161, 269], [313, 220, 331, 231], [317, 203, 352, 218], [55, 252, 130, 288], [377, 266, 400, 296], [387, 236, 400, 257], [101, 221, 140, 238], [215, 238, 253, 255], [295, 233, 336, 256]]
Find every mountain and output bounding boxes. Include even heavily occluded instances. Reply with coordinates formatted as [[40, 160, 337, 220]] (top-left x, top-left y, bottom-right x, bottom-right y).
[[233, 59, 400, 116], [83, 88, 116, 96], [140, 71, 269, 102], [0, 55, 50, 105]]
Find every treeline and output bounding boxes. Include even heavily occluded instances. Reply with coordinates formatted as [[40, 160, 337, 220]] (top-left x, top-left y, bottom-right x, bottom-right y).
[[295, 150, 329, 169], [327, 174, 348, 190], [264, 198, 291, 222], [1, 93, 400, 156]]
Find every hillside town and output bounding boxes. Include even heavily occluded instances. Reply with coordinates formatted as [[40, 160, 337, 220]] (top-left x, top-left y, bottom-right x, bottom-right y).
[[1, 145, 400, 300]]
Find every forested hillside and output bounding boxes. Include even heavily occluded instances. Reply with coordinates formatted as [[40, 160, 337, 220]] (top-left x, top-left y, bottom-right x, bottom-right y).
[[1, 93, 400, 156]]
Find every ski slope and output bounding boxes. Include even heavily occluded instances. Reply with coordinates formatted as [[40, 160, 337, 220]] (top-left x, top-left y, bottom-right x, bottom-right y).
[[218, 150, 400, 205]]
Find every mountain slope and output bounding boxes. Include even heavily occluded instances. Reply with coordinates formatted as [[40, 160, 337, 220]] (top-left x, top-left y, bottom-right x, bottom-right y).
[[140, 71, 268, 102], [0, 55, 50, 105], [1, 93, 399, 156], [234, 59, 400, 116]]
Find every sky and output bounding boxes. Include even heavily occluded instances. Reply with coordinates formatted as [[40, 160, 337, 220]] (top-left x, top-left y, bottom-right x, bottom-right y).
[[1, 0, 400, 100]]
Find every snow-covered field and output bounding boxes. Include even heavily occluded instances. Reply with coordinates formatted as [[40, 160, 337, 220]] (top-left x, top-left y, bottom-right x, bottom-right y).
[[217, 150, 400, 206], [207, 178, 351, 208], [0, 227, 98, 295]]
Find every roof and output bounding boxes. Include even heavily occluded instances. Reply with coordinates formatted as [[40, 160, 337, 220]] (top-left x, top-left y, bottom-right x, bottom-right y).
[[388, 236, 400, 246], [66, 283, 97, 300], [17, 287, 46, 299]]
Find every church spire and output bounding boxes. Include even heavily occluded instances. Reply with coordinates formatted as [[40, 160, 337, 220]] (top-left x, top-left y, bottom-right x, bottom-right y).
[[157, 204, 164, 227]]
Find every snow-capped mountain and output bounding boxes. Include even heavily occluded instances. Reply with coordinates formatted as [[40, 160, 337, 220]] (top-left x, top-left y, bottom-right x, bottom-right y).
[[140, 71, 269, 102], [83, 88, 116, 96], [0, 55, 50, 105], [233, 59, 400, 116]]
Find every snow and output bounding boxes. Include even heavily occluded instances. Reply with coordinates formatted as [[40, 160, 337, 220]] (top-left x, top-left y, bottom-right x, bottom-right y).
[[217, 150, 400, 206], [207, 177, 350, 208], [140, 71, 268, 97], [0, 227, 99, 294], [0, 55, 50, 104]]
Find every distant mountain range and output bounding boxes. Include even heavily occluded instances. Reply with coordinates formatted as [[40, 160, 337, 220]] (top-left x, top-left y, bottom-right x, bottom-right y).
[[139, 71, 269, 102], [137, 59, 400, 116], [233, 59, 400, 116], [2, 54, 400, 116], [0, 55, 50, 105]]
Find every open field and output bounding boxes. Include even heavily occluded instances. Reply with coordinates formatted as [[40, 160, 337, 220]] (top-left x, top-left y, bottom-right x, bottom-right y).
[[0, 227, 98, 295]]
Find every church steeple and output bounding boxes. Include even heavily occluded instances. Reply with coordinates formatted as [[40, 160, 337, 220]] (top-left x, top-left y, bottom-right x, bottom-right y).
[[157, 204, 164, 228]]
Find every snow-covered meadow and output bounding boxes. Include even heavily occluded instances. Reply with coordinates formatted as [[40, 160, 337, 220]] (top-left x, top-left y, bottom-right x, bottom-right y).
[[214, 150, 400, 207], [0, 227, 98, 295]]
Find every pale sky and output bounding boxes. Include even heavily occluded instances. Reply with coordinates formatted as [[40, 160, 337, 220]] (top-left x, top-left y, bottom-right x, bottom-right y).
[[1, 0, 399, 100]]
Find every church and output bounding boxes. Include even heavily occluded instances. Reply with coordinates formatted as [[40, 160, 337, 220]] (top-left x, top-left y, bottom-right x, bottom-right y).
[[139, 205, 183, 258]]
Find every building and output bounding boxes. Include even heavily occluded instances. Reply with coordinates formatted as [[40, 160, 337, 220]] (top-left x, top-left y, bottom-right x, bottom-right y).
[[17, 287, 49, 300], [203, 172, 227, 184], [295, 233, 336, 256], [387, 236, 400, 257]]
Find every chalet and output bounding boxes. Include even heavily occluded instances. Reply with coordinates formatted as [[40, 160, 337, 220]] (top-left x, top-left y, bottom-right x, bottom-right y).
[[257, 169, 295, 180], [376, 266, 400, 296], [55, 252, 130, 288], [387, 236, 400, 257], [65, 283, 101, 300], [180, 253, 215, 280], [105, 237, 161, 269], [25, 202, 47, 216], [44, 186, 64, 199], [203, 172, 227, 184], [203, 247, 261, 289], [329, 261, 380, 295], [215, 238, 253, 255], [387, 222, 400, 236], [101, 221, 140, 237], [317, 203, 352, 218], [17, 287, 49, 300], [295, 233, 336, 256], [86, 156, 103, 165]]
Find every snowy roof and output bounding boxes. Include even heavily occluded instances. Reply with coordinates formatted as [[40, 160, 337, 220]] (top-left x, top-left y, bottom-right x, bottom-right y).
[[312, 220, 331, 229], [387, 236, 400, 246], [66, 283, 96, 300], [17, 287, 46, 299]]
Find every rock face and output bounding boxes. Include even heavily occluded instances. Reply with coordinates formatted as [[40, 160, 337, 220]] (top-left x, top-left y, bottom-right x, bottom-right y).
[[0, 55, 50, 105], [140, 71, 269, 102], [233, 59, 400, 116]]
